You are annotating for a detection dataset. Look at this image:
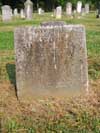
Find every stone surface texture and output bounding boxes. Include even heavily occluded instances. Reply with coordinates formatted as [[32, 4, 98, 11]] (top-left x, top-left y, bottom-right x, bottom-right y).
[[14, 25, 88, 100]]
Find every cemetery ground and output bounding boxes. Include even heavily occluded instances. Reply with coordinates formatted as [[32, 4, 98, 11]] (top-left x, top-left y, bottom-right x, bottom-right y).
[[0, 12, 100, 132]]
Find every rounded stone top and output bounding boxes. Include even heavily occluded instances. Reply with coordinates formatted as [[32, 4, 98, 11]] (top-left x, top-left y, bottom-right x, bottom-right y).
[[77, 1, 82, 4], [66, 2, 72, 6], [41, 21, 66, 26], [24, 0, 33, 5], [2, 5, 11, 10]]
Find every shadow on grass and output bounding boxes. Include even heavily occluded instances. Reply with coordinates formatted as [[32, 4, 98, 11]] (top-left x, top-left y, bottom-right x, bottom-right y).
[[6, 63, 18, 98]]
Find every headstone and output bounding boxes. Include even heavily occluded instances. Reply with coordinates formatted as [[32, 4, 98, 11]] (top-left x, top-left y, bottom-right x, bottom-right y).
[[14, 8, 19, 17], [73, 10, 77, 14], [85, 4, 89, 14], [82, 8, 85, 16], [38, 8, 42, 15], [97, 10, 100, 18], [77, 1, 82, 13], [20, 9, 25, 19], [96, 2, 100, 18], [73, 10, 77, 18], [41, 21, 66, 26], [24, 0, 33, 20], [38, 8, 44, 15], [14, 24, 88, 100], [66, 2, 72, 16], [56, 6, 62, 19], [1, 5, 12, 22], [53, 9, 56, 17], [42, 9, 44, 14]]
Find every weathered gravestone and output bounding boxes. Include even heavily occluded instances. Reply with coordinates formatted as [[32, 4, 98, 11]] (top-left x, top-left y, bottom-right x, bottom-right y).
[[14, 8, 18, 17], [1, 5, 12, 22], [20, 9, 25, 19], [97, 10, 100, 18], [77, 1, 82, 13], [96, 2, 100, 18], [66, 2, 72, 16], [56, 6, 62, 19], [52, 9, 56, 17], [41, 21, 66, 26], [24, 0, 33, 20], [14, 24, 88, 100], [38, 8, 44, 15], [38, 8, 42, 15], [85, 4, 89, 14], [82, 8, 85, 16]]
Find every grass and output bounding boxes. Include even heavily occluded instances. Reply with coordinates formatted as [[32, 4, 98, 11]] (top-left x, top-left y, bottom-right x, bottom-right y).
[[3, 114, 100, 132], [0, 31, 14, 50], [0, 12, 100, 132]]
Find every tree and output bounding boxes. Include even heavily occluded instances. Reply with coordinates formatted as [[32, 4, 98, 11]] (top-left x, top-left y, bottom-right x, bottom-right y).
[[0, 0, 98, 11]]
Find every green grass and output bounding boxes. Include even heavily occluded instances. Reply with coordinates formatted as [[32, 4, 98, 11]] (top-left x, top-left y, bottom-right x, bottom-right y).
[[0, 31, 14, 50], [3, 114, 100, 133]]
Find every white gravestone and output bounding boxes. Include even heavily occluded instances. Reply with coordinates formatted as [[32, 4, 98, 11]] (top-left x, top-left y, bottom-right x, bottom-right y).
[[66, 2, 72, 16], [24, 0, 33, 20], [14, 8, 18, 17], [38, 8, 42, 15], [56, 6, 62, 19], [1, 5, 12, 22], [20, 9, 25, 19], [77, 1, 82, 13], [38, 8, 44, 15]]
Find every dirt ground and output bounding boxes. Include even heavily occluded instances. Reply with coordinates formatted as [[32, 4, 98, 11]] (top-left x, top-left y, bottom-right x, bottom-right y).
[[0, 80, 100, 118]]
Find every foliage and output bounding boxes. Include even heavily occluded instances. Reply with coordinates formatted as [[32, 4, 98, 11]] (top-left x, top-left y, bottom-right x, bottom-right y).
[[0, 0, 99, 11]]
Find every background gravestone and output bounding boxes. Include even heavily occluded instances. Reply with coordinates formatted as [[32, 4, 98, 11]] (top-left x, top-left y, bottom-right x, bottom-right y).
[[53, 9, 56, 17], [82, 8, 85, 16], [14, 8, 19, 17], [20, 9, 25, 19], [66, 2, 72, 16], [1, 5, 12, 22], [38, 8, 42, 15], [85, 4, 89, 14], [41, 21, 66, 26], [24, 0, 33, 20], [14, 25, 88, 100], [56, 6, 62, 19], [38, 8, 44, 15], [96, 2, 100, 18], [77, 1, 82, 13]]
